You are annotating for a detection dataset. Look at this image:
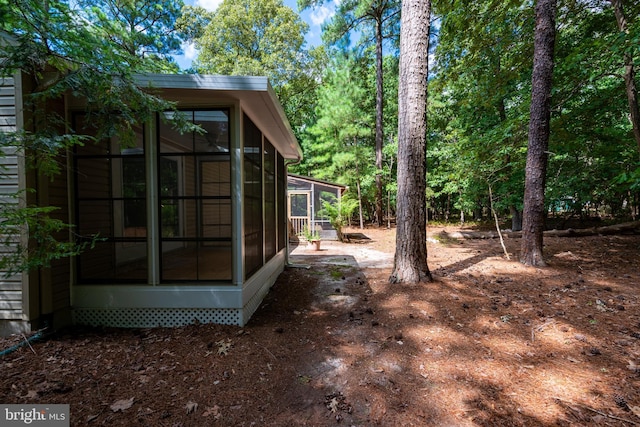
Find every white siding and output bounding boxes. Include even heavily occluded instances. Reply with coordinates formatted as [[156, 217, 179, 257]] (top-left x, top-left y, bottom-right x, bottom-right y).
[[0, 75, 24, 320]]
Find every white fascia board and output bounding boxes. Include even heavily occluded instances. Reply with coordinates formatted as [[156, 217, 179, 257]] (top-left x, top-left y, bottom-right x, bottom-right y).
[[288, 173, 347, 191], [135, 74, 270, 92], [258, 84, 303, 160]]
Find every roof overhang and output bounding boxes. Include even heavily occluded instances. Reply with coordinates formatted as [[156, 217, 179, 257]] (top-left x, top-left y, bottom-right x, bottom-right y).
[[134, 74, 302, 161], [288, 173, 348, 194]]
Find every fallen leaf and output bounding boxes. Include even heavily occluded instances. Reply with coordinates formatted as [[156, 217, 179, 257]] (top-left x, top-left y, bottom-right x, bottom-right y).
[[629, 405, 640, 418], [202, 405, 221, 418], [555, 251, 578, 260], [216, 339, 232, 356], [328, 398, 339, 413], [595, 300, 609, 312], [110, 397, 134, 412], [186, 401, 198, 414]]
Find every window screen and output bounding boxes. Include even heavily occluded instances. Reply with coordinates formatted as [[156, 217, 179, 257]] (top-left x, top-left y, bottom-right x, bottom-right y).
[[243, 114, 263, 278], [158, 110, 232, 282], [73, 114, 148, 283]]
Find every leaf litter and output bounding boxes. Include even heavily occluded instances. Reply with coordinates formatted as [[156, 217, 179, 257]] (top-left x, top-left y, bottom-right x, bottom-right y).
[[1, 226, 640, 425]]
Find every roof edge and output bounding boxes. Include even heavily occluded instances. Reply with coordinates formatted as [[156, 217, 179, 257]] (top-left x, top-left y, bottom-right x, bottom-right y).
[[288, 174, 347, 190], [134, 73, 302, 161], [134, 74, 270, 92]]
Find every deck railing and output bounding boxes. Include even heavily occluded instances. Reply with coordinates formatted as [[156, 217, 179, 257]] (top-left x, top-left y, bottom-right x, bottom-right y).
[[290, 217, 309, 236]]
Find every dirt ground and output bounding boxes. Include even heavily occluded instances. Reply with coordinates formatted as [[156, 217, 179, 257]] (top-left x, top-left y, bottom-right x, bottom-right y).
[[2, 224, 640, 426]]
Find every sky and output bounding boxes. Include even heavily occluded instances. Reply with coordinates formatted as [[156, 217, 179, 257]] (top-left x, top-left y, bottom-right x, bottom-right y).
[[175, 0, 338, 70]]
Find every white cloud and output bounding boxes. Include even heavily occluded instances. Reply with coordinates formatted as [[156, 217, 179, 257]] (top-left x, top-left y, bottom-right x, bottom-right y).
[[183, 42, 198, 60], [195, 0, 222, 12], [310, 5, 334, 26]]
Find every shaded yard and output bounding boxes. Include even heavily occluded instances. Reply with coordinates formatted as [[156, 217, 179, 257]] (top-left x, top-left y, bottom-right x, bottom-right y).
[[1, 226, 640, 426]]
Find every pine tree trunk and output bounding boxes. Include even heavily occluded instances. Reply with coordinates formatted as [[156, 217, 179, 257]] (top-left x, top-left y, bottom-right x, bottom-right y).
[[520, 0, 557, 267], [375, 16, 385, 227], [354, 139, 365, 230], [389, 0, 432, 284], [610, 0, 640, 154], [510, 206, 523, 231]]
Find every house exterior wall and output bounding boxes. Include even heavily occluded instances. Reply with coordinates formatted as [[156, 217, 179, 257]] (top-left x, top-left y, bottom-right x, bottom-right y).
[[0, 73, 74, 335], [0, 73, 29, 334], [39, 96, 73, 328], [0, 74, 300, 334]]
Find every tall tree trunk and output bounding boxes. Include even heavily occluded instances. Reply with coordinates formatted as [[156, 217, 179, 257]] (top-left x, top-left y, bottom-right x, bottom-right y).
[[510, 205, 523, 231], [389, 0, 432, 284], [496, 59, 523, 232], [354, 137, 365, 229], [521, 0, 557, 267], [610, 0, 640, 154], [387, 150, 395, 229], [356, 178, 364, 229], [375, 15, 385, 227]]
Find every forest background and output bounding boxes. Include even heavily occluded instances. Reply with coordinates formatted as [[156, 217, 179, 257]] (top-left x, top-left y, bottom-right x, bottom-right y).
[[178, 0, 640, 231], [2, 0, 640, 273], [4, 3, 640, 423]]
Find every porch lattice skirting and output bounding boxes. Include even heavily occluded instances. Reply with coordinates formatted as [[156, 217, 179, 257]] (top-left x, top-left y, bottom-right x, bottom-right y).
[[73, 308, 242, 328], [71, 249, 285, 328]]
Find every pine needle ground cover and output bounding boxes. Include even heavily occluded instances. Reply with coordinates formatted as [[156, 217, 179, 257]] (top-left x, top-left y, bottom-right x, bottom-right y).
[[1, 226, 640, 426]]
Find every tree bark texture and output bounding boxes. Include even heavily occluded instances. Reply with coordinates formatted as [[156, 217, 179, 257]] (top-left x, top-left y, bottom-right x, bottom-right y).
[[610, 0, 640, 154], [354, 137, 365, 229], [521, 0, 557, 267], [389, 0, 432, 284], [375, 15, 385, 227]]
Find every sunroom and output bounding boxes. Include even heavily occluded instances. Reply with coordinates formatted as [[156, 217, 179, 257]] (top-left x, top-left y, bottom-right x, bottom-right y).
[[287, 174, 346, 240], [71, 74, 302, 328], [1, 73, 302, 332]]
